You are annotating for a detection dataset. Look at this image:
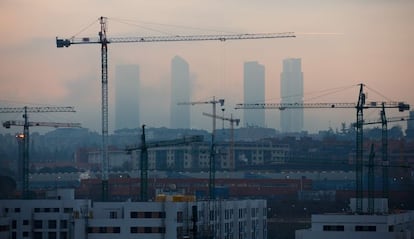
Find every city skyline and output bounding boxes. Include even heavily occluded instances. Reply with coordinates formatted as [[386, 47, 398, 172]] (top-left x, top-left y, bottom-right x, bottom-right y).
[[0, 1, 413, 134]]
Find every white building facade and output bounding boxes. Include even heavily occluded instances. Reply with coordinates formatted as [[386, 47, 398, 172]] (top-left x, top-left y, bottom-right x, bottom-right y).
[[296, 211, 414, 239], [0, 190, 267, 239]]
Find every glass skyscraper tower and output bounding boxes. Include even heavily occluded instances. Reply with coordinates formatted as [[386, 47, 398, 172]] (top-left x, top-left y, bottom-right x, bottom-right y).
[[244, 61, 265, 127], [170, 56, 191, 129], [115, 64, 140, 130], [280, 58, 304, 132]]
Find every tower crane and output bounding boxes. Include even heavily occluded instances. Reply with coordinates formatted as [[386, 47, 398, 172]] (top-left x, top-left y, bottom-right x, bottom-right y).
[[235, 83, 410, 213], [56, 16, 295, 201], [355, 105, 413, 213], [0, 106, 77, 199], [178, 97, 225, 199], [202, 112, 240, 170], [125, 125, 204, 201]]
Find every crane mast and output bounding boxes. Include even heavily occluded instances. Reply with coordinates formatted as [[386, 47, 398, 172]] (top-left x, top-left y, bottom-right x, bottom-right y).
[[0, 106, 77, 199], [357, 107, 413, 208], [202, 112, 240, 170], [235, 83, 410, 214], [126, 125, 204, 201], [57, 16, 294, 201], [178, 97, 225, 199]]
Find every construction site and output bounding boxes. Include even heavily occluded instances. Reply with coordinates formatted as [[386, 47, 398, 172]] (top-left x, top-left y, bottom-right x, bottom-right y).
[[1, 12, 414, 239]]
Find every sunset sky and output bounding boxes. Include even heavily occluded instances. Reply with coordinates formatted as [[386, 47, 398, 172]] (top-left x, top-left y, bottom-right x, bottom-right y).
[[1, 0, 413, 134]]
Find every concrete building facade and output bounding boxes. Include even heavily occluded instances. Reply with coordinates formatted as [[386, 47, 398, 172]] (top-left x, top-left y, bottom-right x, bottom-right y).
[[296, 198, 414, 239], [280, 58, 304, 133], [0, 189, 267, 239]]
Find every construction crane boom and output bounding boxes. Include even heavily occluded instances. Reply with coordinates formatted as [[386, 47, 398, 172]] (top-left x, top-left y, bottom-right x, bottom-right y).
[[57, 16, 294, 201], [0, 106, 75, 113], [126, 135, 204, 152], [57, 32, 295, 47], [235, 84, 410, 214], [126, 125, 204, 201], [357, 115, 412, 126], [235, 101, 409, 111], [0, 106, 77, 199], [3, 120, 81, 128], [203, 112, 240, 170]]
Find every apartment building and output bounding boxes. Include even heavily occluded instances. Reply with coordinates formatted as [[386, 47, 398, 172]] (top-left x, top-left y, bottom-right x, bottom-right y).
[[0, 189, 267, 239]]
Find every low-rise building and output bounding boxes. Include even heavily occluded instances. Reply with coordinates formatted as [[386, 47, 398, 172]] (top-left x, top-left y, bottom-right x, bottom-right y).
[[296, 198, 414, 239], [0, 189, 267, 239]]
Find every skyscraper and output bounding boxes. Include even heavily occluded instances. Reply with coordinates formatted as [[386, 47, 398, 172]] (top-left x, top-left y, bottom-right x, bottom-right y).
[[170, 56, 191, 129], [115, 64, 140, 130], [244, 61, 265, 127], [280, 58, 304, 132]]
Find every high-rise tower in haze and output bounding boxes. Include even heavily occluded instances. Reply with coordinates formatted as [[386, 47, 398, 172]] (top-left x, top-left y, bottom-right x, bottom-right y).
[[170, 56, 191, 129], [280, 58, 304, 132], [115, 64, 140, 130], [244, 61, 265, 127]]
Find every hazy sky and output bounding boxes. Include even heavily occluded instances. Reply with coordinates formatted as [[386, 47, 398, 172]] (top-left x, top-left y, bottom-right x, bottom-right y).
[[1, 0, 413, 134]]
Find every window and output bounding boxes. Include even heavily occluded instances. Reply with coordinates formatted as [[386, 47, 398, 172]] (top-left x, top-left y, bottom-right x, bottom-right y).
[[14, 208, 20, 213], [131, 211, 166, 218], [23, 220, 29, 225], [12, 220, 16, 229], [33, 232, 42, 239], [355, 225, 376, 231], [23, 231, 29, 237], [323, 225, 344, 231], [34, 220, 42, 229], [63, 208, 73, 213], [0, 225, 10, 232], [130, 227, 165, 234], [110, 211, 117, 219], [177, 211, 183, 223], [88, 227, 120, 234], [48, 220, 57, 229], [60, 232, 68, 239], [48, 232, 57, 239], [60, 220, 68, 229]]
